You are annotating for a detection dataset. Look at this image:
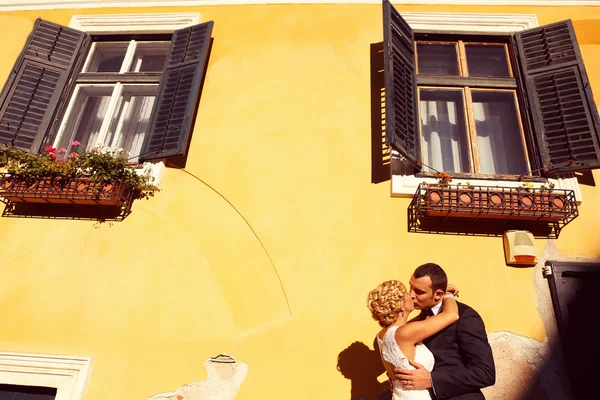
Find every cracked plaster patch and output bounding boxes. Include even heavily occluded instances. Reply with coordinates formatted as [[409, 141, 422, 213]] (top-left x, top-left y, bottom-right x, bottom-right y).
[[148, 354, 248, 400], [483, 332, 570, 400]]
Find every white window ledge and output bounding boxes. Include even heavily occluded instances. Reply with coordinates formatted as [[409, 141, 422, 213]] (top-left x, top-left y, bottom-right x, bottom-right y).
[[69, 12, 201, 34], [137, 160, 165, 188], [391, 166, 583, 203], [0, 352, 93, 400]]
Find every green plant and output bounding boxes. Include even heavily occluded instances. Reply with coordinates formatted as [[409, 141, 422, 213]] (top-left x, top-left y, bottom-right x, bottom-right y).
[[0, 142, 156, 200]]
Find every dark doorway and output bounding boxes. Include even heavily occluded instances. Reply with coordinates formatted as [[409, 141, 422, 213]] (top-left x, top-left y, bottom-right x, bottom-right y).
[[546, 261, 600, 400], [0, 384, 57, 400]]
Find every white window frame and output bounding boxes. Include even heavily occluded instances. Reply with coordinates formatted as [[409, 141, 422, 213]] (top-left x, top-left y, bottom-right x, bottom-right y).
[[61, 12, 202, 185], [104, 85, 159, 153], [54, 84, 114, 152], [0, 352, 93, 400], [54, 83, 158, 157], [390, 12, 583, 203], [53, 38, 167, 159]]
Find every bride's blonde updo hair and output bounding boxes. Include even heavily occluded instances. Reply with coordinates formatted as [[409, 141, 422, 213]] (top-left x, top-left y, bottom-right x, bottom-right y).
[[367, 280, 407, 328]]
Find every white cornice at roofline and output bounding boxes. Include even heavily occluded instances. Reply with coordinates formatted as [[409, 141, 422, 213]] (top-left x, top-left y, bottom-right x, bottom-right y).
[[1, 0, 600, 12]]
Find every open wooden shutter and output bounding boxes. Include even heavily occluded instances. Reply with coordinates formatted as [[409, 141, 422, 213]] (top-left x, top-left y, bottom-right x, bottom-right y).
[[382, 0, 421, 170], [140, 21, 213, 162], [0, 19, 88, 152], [515, 20, 600, 174]]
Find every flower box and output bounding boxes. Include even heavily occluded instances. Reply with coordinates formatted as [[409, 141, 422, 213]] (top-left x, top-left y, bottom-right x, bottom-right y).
[[0, 174, 133, 207], [407, 183, 579, 238], [421, 184, 573, 223], [0, 143, 155, 212]]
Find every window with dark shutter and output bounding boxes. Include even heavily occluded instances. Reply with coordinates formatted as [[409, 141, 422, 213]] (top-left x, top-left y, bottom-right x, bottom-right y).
[[383, 10, 600, 181], [382, 0, 421, 170], [140, 21, 214, 162], [516, 20, 600, 174], [0, 19, 88, 152]]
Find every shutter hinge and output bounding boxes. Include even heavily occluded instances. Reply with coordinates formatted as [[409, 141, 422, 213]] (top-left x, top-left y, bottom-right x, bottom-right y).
[[542, 261, 553, 278]]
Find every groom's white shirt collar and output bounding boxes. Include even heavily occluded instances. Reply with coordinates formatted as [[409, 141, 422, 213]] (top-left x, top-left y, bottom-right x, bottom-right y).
[[430, 300, 443, 315]]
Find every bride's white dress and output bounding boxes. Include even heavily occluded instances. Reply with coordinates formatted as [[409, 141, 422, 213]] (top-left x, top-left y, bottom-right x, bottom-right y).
[[376, 325, 435, 400]]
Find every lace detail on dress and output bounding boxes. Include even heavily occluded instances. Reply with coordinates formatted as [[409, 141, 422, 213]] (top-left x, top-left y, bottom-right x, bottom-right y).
[[376, 325, 435, 400], [378, 326, 410, 369]]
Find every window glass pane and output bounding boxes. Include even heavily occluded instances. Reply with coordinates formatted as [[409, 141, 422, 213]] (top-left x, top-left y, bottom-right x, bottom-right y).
[[416, 43, 460, 76], [471, 90, 528, 175], [57, 86, 113, 152], [465, 44, 511, 77], [129, 42, 170, 72], [419, 88, 471, 173], [85, 43, 129, 72], [105, 86, 158, 162], [0, 384, 56, 400]]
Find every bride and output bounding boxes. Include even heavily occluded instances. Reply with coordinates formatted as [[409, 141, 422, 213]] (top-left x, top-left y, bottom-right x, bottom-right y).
[[367, 280, 458, 400]]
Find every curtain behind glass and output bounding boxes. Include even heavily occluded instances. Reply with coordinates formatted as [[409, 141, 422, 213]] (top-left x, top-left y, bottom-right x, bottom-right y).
[[419, 89, 471, 173], [106, 93, 156, 162], [57, 91, 112, 153], [472, 91, 528, 175]]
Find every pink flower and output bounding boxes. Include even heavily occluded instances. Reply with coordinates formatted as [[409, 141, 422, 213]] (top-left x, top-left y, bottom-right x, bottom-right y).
[[59, 157, 66, 162], [44, 146, 56, 153], [91, 147, 98, 152], [48, 153, 56, 160], [68, 152, 79, 160], [57, 148, 66, 154], [71, 140, 80, 147]]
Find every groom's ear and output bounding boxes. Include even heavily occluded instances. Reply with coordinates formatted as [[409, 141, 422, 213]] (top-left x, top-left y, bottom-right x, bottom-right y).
[[433, 288, 445, 301]]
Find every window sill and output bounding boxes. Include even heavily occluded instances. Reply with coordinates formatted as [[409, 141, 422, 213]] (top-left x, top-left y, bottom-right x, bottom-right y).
[[135, 160, 164, 189], [391, 156, 583, 204], [416, 171, 547, 182]]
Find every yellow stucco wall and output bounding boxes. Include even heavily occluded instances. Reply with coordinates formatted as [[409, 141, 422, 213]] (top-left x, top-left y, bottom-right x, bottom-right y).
[[0, 3, 599, 399]]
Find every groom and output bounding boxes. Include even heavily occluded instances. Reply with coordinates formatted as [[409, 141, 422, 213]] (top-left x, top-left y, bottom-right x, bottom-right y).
[[394, 263, 495, 399]]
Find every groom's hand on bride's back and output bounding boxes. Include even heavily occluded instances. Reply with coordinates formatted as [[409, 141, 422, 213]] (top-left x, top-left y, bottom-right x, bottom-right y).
[[394, 360, 432, 390]]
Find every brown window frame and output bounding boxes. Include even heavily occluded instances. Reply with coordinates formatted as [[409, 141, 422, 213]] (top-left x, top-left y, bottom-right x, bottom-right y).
[[414, 32, 535, 180]]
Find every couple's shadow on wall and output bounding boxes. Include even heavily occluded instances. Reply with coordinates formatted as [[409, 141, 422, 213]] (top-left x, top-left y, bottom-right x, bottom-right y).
[[337, 341, 392, 400]]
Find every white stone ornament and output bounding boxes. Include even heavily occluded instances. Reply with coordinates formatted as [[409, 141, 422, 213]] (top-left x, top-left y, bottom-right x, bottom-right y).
[[148, 354, 248, 400]]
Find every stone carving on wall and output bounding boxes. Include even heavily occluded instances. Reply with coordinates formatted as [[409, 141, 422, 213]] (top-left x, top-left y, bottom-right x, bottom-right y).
[[148, 354, 248, 400]]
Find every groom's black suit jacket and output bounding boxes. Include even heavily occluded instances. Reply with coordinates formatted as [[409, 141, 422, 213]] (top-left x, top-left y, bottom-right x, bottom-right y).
[[422, 301, 495, 399]]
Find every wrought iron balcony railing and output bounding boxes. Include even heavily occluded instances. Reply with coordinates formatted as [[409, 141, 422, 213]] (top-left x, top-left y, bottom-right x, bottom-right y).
[[408, 183, 579, 238]]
